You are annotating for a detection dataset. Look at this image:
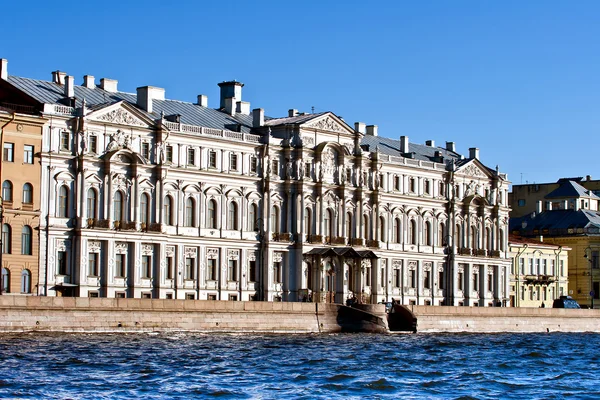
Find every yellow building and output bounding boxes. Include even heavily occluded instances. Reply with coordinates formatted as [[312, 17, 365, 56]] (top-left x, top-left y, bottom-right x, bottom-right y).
[[510, 179, 600, 308], [0, 72, 46, 295], [509, 235, 569, 308]]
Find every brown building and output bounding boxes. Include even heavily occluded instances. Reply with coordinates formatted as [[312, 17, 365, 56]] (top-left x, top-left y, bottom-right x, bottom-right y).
[[0, 71, 46, 295], [509, 176, 600, 218]]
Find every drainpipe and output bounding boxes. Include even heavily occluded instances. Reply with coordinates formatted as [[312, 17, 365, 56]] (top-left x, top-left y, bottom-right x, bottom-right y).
[[0, 112, 16, 295]]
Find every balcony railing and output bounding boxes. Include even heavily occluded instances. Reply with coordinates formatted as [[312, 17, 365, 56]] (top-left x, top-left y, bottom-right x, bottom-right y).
[[366, 239, 380, 248], [351, 238, 365, 246], [272, 232, 291, 242], [458, 247, 472, 256]]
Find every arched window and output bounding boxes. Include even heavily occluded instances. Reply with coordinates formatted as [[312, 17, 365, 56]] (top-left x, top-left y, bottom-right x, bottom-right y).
[[1, 268, 9, 293], [185, 197, 195, 227], [2, 224, 11, 254], [248, 203, 257, 231], [21, 226, 32, 255], [378, 216, 385, 242], [394, 217, 401, 243], [438, 222, 446, 246], [164, 196, 173, 225], [87, 189, 97, 219], [58, 185, 69, 218], [304, 208, 312, 235], [346, 212, 353, 239], [114, 191, 124, 222], [20, 269, 31, 294], [409, 219, 417, 245], [324, 209, 332, 238], [363, 214, 370, 240], [424, 221, 431, 246], [22, 183, 33, 204], [486, 227, 492, 250], [140, 193, 149, 224], [456, 223, 462, 248], [207, 199, 217, 229], [270, 206, 280, 233], [228, 202, 238, 230], [2, 180, 12, 202]]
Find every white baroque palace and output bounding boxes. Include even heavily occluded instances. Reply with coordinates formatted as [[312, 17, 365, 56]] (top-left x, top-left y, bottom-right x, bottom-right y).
[[2, 63, 511, 305]]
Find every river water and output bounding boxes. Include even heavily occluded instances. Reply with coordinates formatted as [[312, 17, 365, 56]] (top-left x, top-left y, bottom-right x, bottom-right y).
[[0, 332, 599, 399]]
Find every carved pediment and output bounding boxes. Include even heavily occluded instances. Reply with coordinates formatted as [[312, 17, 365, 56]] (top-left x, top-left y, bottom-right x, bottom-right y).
[[303, 114, 353, 134], [87, 102, 152, 128], [456, 161, 490, 179]]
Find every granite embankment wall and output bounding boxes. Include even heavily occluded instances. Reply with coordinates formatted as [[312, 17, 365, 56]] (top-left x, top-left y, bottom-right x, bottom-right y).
[[402, 305, 600, 333], [0, 296, 388, 334]]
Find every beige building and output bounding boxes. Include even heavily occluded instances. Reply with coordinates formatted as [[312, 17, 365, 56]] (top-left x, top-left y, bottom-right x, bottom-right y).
[[0, 58, 512, 307], [509, 235, 569, 308], [0, 76, 46, 294]]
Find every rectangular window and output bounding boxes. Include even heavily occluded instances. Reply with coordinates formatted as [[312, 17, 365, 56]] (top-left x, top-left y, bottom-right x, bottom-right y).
[[409, 270, 415, 288], [593, 251, 599, 269], [142, 293, 151, 299], [273, 262, 281, 283], [542, 259, 547, 275], [410, 178, 416, 193], [88, 253, 98, 276], [230, 154, 238, 171], [207, 258, 216, 280], [272, 159, 279, 175], [380, 267, 385, 288], [185, 258, 195, 280], [438, 271, 444, 290], [424, 270, 431, 289], [186, 293, 195, 300], [529, 259, 534, 275], [473, 273, 479, 291], [424, 180, 431, 194], [166, 256, 173, 279], [115, 254, 125, 277], [57, 251, 68, 275], [305, 163, 311, 178], [209, 151, 217, 168], [378, 174, 384, 188], [365, 267, 371, 286], [165, 293, 173, 299], [115, 292, 126, 298], [536, 259, 541, 275], [141, 142, 150, 159], [208, 294, 217, 301], [560, 260, 565, 277], [250, 156, 257, 173], [60, 132, 69, 150], [228, 259, 237, 281], [394, 176, 400, 191], [187, 147, 195, 166], [393, 269, 400, 288], [487, 274, 493, 291], [3, 143, 14, 162], [249, 260, 257, 282], [229, 294, 238, 301], [165, 145, 173, 163], [142, 255, 151, 278], [346, 168, 352, 183], [457, 272, 464, 291], [23, 145, 34, 164], [519, 258, 525, 275], [89, 291, 99, 298], [89, 136, 97, 153]]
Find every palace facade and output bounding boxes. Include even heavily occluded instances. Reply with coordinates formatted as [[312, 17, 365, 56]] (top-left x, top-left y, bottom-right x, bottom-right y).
[[0, 58, 512, 306]]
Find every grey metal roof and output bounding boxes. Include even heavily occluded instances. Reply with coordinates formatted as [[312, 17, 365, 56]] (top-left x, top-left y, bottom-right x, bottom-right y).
[[264, 112, 328, 126], [510, 209, 600, 234], [545, 180, 600, 200], [360, 134, 463, 163], [7, 75, 255, 133]]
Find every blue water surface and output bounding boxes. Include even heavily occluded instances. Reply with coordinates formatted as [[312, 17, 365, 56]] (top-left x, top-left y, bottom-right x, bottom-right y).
[[0, 332, 599, 399]]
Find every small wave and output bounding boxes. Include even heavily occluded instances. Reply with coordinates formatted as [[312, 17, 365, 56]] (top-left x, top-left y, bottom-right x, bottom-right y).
[[364, 378, 395, 391], [327, 374, 354, 382]]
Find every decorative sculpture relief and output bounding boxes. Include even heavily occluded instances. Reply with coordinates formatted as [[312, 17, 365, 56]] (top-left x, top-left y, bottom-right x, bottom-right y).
[[307, 116, 346, 133], [207, 248, 218, 259], [392, 259, 402, 268], [247, 250, 257, 261], [115, 242, 128, 254], [141, 244, 154, 255], [88, 241, 101, 253], [228, 250, 239, 260], [273, 252, 283, 262], [462, 164, 487, 178], [184, 247, 197, 258], [98, 109, 146, 127]]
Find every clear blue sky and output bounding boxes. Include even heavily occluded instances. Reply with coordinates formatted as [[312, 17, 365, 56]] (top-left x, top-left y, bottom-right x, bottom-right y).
[[3, 0, 600, 186]]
